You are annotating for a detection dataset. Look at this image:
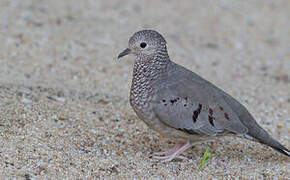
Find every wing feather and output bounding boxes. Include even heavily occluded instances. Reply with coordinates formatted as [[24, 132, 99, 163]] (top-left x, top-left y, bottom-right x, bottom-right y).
[[151, 63, 248, 136]]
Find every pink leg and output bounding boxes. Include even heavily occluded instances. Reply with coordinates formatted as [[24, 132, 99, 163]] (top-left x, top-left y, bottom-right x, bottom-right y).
[[152, 142, 192, 162], [153, 143, 184, 156]]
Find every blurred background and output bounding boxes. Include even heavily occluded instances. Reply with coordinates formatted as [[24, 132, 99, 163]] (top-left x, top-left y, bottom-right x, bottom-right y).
[[0, 0, 289, 179]]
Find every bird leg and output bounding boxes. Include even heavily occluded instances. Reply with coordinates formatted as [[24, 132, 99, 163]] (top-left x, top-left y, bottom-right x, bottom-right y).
[[152, 142, 192, 162], [153, 143, 184, 156]]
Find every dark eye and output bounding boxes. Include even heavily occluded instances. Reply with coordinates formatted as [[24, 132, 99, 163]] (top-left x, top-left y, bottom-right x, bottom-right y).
[[140, 42, 147, 48]]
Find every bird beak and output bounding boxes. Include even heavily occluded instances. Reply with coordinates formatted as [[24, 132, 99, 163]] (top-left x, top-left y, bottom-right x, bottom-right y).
[[118, 48, 131, 59]]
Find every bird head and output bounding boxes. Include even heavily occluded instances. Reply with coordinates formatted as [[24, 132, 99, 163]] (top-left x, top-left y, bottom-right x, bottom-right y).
[[118, 30, 167, 60]]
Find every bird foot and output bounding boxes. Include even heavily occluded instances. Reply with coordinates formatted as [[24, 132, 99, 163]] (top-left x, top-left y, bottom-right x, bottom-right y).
[[152, 142, 191, 162], [153, 154, 188, 162], [153, 143, 184, 156]]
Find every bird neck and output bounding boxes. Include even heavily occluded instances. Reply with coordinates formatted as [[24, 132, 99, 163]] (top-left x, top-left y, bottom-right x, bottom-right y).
[[133, 50, 170, 82], [130, 51, 170, 110]]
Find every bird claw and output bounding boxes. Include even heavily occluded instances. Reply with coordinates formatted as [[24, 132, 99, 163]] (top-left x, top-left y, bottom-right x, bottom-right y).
[[153, 151, 168, 156], [153, 154, 188, 162], [151, 142, 192, 162]]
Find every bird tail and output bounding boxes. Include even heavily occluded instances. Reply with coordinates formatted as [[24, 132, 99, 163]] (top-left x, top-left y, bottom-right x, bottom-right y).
[[246, 123, 290, 157]]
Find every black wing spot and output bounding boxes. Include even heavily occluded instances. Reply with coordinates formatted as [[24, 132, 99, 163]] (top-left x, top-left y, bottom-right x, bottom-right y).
[[209, 108, 213, 116], [192, 104, 202, 123], [192, 111, 199, 123], [219, 106, 224, 111], [208, 116, 215, 126], [170, 98, 179, 105], [178, 128, 199, 135], [224, 113, 230, 120], [161, 99, 167, 106], [198, 104, 202, 112], [208, 108, 215, 126]]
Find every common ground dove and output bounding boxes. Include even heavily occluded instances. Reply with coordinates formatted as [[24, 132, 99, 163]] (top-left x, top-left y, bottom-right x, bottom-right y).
[[118, 30, 289, 162]]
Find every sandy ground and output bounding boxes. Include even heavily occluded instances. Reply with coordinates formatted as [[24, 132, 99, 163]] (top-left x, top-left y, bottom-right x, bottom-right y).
[[0, 0, 289, 179]]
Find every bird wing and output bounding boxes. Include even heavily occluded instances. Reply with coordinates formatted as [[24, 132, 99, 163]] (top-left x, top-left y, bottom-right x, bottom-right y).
[[151, 63, 248, 136]]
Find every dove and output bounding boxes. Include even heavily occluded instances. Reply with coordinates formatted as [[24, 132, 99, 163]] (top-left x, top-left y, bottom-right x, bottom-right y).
[[118, 30, 289, 162]]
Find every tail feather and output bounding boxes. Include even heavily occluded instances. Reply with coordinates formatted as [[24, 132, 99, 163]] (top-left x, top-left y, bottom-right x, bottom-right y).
[[247, 124, 290, 157], [271, 144, 290, 157], [219, 87, 289, 156]]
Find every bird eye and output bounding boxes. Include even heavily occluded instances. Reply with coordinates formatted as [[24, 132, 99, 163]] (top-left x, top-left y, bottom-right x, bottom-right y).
[[140, 42, 147, 48]]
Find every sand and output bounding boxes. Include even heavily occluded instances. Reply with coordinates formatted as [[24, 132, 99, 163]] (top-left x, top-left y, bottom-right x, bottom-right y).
[[0, 0, 289, 179]]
